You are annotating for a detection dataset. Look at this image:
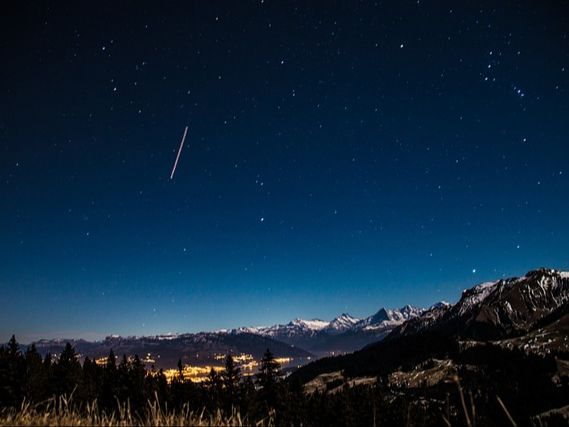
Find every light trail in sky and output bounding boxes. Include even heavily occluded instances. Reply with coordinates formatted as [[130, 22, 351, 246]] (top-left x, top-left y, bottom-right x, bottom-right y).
[[170, 126, 189, 180]]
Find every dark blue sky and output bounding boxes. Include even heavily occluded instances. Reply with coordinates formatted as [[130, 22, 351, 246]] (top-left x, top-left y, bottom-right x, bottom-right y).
[[1, 1, 568, 342]]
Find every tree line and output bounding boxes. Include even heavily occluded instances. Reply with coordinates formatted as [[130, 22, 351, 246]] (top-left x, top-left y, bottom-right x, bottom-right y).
[[0, 335, 301, 419], [0, 334, 423, 425], [3, 334, 564, 425]]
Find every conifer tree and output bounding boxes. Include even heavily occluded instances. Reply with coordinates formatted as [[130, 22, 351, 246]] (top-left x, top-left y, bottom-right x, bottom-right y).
[[155, 368, 169, 403], [177, 358, 184, 382], [0, 345, 7, 405], [0, 335, 25, 407], [106, 349, 117, 371], [257, 348, 282, 410], [24, 344, 47, 402], [53, 343, 82, 397], [116, 354, 130, 402], [7, 335, 20, 359], [81, 357, 102, 402], [101, 349, 118, 410], [128, 355, 147, 413], [222, 354, 241, 412], [240, 375, 257, 415], [205, 367, 223, 411], [42, 352, 53, 396]]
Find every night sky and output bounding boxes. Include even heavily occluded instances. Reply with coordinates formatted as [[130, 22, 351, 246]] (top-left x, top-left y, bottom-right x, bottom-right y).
[[1, 1, 568, 342]]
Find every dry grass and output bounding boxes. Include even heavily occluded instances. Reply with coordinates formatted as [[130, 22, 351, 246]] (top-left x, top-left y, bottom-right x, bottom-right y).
[[440, 376, 517, 427], [0, 393, 275, 427]]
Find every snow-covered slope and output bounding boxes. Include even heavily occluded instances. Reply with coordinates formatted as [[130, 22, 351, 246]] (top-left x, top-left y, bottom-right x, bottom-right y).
[[447, 268, 569, 338], [234, 318, 329, 339], [387, 268, 569, 342], [387, 301, 452, 339], [325, 313, 361, 333], [233, 305, 427, 354], [357, 305, 424, 331], [455, 281, 500, 316], [237, 305, 425, 338], [290, 268, 569, 390]]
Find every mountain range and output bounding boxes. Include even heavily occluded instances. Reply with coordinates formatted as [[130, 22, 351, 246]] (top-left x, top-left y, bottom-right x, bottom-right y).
[[287, 268, 569, 423], [30, 304, 428, 368], [29, 268, 568, 377], [290, 267, 569, 382], [32, 332, 313, 369], [233, 304, 425, 355]]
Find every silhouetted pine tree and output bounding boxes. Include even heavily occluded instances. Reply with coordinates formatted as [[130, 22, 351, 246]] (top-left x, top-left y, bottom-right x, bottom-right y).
[[128, 354, 147, 412], [239, 375, 257, 416], [176, 358, 184, 382], [205, 367, 223, 412], [256, 348, 282, 412], [42, 352, 54, 396], [101, 349, 118, 410], [169, 358, 185, 410], [222, 354, 240, 413], [155, 368, 169, 403], [116, 354, 131, 403], [0, 345, 7, 405], [24, 344, 48, 402], [143, 366, 169, 405], [81, 357, 102, 402], [0, 335, 25, 407], [53, 343, 82, 397]]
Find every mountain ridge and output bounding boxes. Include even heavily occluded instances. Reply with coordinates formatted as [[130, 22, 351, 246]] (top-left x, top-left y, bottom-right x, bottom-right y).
[[289, 267, 569, 385], [231, 304, 427, 354], [29, 304, 429, 360], [25, 268, 568, 370]]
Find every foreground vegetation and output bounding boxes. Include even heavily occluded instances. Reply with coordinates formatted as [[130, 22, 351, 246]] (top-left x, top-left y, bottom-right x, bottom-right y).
[[1, 335, 567, 426], [0, 394, 263, 426]]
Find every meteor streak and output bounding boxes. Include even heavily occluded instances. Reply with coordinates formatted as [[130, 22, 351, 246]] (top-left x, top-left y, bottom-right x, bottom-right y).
[[170, 126, 188, 179]]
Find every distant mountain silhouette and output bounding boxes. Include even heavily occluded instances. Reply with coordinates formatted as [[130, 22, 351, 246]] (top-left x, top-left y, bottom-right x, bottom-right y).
[[33, 332, 312, 368]]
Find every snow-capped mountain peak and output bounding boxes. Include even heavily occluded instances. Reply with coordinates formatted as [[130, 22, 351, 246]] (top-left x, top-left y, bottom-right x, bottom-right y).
[[358, 305, 424, 330], [233, 305, 425, 343], [289, 318, 329, 331], [429, 301, 451, 310], [399, 304, 424, 317], [326, 313, 360, 333], [229, 303, 429, 355], [456, 281, 499, 316], [367, 308, 391, 323], [442, 268, 569, 339]]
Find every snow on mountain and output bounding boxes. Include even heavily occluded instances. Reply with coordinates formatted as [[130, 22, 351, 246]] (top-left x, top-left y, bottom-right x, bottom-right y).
[[452, 268, 569, 320], [356, 305, 424, 331], [290, 268, 569, 394], [429, 301, 451, 310], [362, 308, 391, 325], [456, 281, 499, 316], [236, 305, 426, 340], [236, 318, 330, 340], [400, 304, 424, 318], [292, 318, 330, 331], [325, 313, 361, 333], [155, 332, 181, 341], [442, 268, 569, 339], [233, 326, 263, 334], [387, 301, 453, 339]]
